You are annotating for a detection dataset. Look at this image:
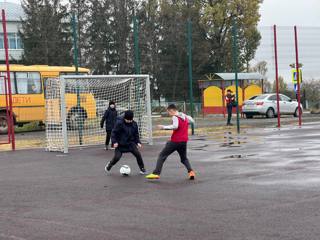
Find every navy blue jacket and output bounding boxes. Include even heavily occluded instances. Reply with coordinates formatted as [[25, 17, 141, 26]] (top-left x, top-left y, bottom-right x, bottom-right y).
[[111, 117, 141, 147], [100, 107, 118, 131]]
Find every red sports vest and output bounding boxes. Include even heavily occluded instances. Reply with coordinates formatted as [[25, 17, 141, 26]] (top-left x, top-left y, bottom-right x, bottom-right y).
[[171, 116, 189, 142]]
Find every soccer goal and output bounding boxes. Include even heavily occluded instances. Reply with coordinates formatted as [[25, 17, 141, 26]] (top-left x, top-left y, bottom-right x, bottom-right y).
[[45, 75, 153, 153]]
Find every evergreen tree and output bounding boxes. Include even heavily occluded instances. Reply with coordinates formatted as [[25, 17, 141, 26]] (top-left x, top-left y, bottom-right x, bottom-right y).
[[20, 0, 73, 65], [136, 0, 161, 100], [86, 0, 135, 74], [70, 0, 90, 66], [19, 0, 262, 101], [112, 0, 135, 74], [85, 0, 114, 74]]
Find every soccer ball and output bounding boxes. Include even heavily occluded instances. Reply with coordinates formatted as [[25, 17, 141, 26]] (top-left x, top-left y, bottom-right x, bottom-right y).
[[120, 165, 131, 176]]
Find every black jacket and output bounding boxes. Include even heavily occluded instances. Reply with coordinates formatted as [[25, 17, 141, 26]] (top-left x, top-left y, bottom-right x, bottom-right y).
[[100, 107, 118, 131], [226, 94, 236, 107], [111, 117, 141, 147]]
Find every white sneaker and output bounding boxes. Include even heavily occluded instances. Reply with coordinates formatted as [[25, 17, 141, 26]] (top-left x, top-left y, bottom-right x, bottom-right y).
[[139, 168, 147, 175]]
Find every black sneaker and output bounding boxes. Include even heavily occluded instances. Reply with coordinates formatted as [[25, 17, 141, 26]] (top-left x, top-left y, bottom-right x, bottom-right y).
[[105, 162, 112, 172], [139, 168, 147, 175]]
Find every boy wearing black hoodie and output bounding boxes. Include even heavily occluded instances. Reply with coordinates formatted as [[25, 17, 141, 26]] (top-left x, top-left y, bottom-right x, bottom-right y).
[[105, 110, 146, 174], [225, 90, 235, 126], [100, 101, 118, 150]]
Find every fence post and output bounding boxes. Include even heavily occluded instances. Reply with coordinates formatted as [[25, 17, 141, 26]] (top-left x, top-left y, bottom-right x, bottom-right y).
[[187, 19, 195, 135], [294, 26, 302, 126], [133, 12, 141, 74], [2, 9, 15, 150], [273, 25, 281, 128], [232, 18, 240, 133], [72, 12, 84, 145]]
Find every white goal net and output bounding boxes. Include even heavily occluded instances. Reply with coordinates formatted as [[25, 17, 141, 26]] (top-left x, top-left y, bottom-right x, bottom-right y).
[[45, 75, 153, 153]]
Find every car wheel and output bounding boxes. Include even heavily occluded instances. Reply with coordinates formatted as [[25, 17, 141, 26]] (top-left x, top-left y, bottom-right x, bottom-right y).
[[266, 108, 275, 118], [0, 113, 8, 134], [294, 107, 302, 117]]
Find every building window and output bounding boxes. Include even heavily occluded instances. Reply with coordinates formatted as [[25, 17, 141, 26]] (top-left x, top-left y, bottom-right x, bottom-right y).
[[17, 36, 23, 49], [8, 33, 16, 49], [0, 33, 23, 50]]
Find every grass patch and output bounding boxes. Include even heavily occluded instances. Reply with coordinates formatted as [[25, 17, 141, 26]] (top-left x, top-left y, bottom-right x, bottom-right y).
[[15, 122, 45, 133]]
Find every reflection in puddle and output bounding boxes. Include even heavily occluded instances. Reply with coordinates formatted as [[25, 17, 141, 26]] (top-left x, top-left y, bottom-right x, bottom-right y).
[[222, 154, 256, 159], [221, 131, 247, 147], [190, 144, 209, 151], [197, 128, 262, 148]]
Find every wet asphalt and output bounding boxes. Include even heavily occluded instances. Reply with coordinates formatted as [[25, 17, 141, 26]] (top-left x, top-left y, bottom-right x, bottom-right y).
[[1, 122, 320, 239]]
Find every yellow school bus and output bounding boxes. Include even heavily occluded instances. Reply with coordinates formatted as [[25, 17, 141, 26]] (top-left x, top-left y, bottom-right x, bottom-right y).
[[0, 65, 94, 133]]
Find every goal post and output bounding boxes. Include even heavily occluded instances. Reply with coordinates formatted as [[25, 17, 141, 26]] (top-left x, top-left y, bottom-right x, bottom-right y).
[[45, 75, 153, 153]]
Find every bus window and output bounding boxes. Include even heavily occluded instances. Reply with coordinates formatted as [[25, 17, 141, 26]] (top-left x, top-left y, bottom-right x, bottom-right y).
[[0, 72, 16, 94], [16, 72, 41, 94], [0, 77, 5, 94]]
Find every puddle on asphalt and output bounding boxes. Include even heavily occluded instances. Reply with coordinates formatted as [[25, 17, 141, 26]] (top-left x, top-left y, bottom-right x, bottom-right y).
[[222, 154, 256, 159], [220, 131, 248, 147], [190, 144, 209, 151], [194, 129, 263, 149], [278, 148, 302, 152], [192, 137, 207, 141]]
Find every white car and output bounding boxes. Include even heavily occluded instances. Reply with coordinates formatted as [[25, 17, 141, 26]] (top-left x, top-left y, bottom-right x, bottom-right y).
[[242, 93, 303, 118]]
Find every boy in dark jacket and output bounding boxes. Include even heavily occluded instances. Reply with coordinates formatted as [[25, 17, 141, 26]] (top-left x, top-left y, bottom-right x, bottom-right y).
[[105, 110, 146, 174], [100, 101, 118, 150], [225, 90, 235, 126]]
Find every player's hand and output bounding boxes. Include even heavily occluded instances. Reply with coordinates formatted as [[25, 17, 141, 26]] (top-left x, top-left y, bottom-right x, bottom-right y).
[[137, 143, 142, 148], [157, 125, 164, 130], [114, 143, 119, 148]]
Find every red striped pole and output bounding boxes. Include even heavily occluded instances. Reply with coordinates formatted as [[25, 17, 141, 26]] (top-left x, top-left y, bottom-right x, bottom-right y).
[[273, 25, 280, 128], [2, 9, 15, 150], [294, 26, 302, 126]]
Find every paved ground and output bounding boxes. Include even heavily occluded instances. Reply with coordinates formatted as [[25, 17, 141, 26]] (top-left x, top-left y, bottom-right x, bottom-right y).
[[1, 122, 320, 239]]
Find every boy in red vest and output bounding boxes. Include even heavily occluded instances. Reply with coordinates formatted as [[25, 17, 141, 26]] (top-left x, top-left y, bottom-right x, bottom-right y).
[[146, 104, 196, 180]]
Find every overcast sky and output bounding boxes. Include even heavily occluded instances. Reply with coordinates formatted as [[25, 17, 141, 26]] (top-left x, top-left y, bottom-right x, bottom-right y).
[[256, 0, 320, 82], [259, 0, 320, 26]]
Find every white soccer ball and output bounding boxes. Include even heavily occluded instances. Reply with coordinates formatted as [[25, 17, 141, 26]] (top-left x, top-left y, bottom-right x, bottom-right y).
[[120, 165, 131, 176]]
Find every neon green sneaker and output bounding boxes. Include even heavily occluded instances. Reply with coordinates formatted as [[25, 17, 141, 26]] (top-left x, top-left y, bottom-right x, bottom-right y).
[[145, 173, 160, 179]]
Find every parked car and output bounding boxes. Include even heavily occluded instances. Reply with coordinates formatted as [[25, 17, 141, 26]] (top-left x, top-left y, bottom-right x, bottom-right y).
[[248, 95, 258, 100], [242, 93, 303, 118]]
